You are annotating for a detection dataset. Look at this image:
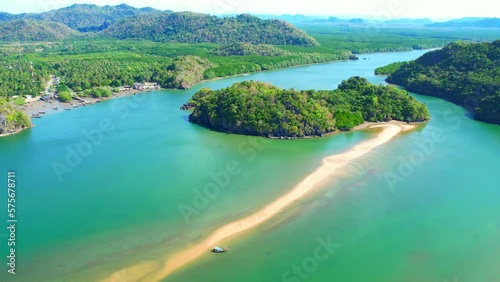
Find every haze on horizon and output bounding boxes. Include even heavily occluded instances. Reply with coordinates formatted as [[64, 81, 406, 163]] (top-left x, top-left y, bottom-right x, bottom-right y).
[[0, 0, 498, 21]]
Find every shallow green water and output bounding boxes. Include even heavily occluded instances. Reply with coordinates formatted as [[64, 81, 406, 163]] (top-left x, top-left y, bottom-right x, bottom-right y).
[[0, 49, 499, 282]]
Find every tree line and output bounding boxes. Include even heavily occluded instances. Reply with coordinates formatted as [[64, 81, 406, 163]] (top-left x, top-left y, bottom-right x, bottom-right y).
[[386, 41, 500, 124]]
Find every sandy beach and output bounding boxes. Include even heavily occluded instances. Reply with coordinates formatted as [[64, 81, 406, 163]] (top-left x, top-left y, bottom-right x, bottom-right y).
[[100, 121, 415, 282]]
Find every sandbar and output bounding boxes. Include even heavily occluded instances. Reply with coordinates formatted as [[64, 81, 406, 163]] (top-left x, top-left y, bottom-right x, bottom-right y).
[[101, 121, 414, 282]]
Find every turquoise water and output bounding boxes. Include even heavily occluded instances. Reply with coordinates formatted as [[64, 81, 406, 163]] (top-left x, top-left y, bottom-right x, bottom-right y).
[[0, 49, 499, 282]]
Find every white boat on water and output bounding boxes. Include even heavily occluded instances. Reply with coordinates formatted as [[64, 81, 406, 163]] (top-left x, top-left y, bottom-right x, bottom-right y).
[[211, 246, 229, 253]]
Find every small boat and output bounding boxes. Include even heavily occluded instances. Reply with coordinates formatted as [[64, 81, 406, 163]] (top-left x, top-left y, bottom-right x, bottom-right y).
[[31, 114, 41, 118], [65, 108, 71, 111], [53, 107, 58, 110], [39, 111, 46, 114], [211, 247, 229, 253]]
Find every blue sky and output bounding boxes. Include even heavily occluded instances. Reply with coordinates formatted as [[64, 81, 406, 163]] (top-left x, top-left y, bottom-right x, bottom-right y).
[[0, 0, 498, 20]]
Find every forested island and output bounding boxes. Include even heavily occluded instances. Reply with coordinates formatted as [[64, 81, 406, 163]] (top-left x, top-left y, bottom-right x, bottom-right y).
[[186, 77, 430, 138], [384, 41, 500, 124]]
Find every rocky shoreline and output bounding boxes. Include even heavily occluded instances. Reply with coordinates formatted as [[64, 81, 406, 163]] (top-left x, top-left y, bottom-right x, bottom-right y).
[[0, 123, 34, 138], [23, 88, 157, 117]]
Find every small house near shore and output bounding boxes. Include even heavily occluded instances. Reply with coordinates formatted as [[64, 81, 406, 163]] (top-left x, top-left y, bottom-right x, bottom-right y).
[[133, 83, 144, 90], [25, 95, 39, 103]]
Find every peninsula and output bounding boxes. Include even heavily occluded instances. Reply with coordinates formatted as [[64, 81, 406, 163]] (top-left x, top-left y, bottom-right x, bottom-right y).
[[382, 41, 500, 124], [0, 98, 32, 137]]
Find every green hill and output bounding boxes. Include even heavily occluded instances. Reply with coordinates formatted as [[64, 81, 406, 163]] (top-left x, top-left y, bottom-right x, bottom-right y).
[[164, 56, 214, 89], [103, 13, 319, 46], [18, 4, 163, 32], [0, 20, 79, 42], [187, 77, 429, 138], [386, 41, 500, 124], [0, 12, 14, 22]]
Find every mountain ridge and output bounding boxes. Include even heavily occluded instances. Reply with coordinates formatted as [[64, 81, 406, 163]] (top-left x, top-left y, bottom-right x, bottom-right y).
[[0, 3, 166, 32], [0, 19, 79, 42], [386, 41, 500, 124], [0, 5, 319, 46], [102, 12, 320, 46]]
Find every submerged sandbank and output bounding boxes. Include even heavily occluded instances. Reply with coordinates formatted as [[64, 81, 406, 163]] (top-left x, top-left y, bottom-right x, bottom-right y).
[[101, 121, 415, 282]]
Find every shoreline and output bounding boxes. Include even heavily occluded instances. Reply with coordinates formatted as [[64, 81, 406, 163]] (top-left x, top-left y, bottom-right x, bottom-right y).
[[23, 88, 153, 117], [200, 47, 441, 86], [0, 123, 34, 138], [22, 57, 356, 119], [101, 121, 415, 282]]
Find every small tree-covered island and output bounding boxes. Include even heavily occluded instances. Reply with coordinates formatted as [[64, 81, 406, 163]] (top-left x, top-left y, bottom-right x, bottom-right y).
[[185, 77, 430, 138], [379, 41, 500, 124]]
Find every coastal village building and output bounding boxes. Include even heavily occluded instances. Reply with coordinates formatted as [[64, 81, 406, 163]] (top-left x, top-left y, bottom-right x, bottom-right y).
[[25, 95, 39, 103], [133, 83, 144, 90]]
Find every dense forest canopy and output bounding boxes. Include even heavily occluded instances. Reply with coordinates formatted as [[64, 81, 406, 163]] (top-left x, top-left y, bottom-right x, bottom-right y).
[[0, 40, 352, 98], [0, 59, 51, 97], [0, 4, 164, 32], [0, 4, 497, 112], [103, 13, 319, 46], [0, 20, 79, 42], [386, 41, 500, 124], [187, 77, 430, 138], [210, 42, 289, 56], [0, 5, 319, 46], [293, 26, 498, 54]]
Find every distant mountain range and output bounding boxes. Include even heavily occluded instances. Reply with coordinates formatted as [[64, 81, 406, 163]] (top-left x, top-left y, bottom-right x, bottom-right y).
[[0, 19, 79, 41], [427, 17, 500, 28], [0, 4, 498, 43], [255, 14, 432, 25], [256, 14, 499, 28]]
